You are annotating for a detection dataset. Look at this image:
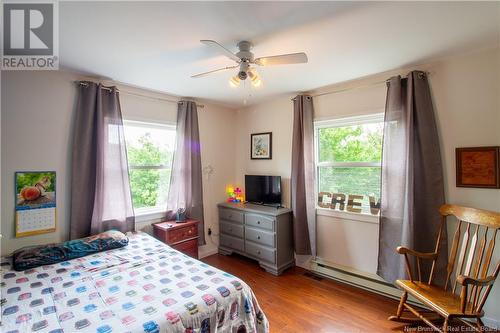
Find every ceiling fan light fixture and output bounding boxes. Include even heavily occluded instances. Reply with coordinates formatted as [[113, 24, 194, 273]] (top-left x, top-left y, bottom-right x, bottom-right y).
[[229, 76, 240, 88], [248, 69, 262, 87]]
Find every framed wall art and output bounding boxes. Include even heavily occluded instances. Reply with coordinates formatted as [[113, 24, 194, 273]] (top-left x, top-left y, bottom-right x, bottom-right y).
[[251, 132, 272, 160], [456, 146, 499, 188]]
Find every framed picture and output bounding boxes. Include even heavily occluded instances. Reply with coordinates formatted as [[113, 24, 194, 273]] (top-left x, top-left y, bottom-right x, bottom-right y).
[[456, 146, 499, 188], [251, 132, 272, 160], [15, 171, 57, 237]]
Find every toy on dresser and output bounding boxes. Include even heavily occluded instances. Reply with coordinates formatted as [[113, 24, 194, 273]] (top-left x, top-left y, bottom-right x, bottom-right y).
[[226, 186, 244, 203]]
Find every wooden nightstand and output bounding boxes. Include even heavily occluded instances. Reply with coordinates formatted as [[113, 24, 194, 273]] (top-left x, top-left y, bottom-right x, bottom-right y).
[[153, 219, 199, 259]]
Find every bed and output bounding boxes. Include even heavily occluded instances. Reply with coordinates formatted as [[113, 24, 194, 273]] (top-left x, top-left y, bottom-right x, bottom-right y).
[[0, 232, 269, 333]]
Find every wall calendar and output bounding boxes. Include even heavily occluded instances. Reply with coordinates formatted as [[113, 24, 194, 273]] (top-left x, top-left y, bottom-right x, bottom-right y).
[[15, 171, 57, 237]]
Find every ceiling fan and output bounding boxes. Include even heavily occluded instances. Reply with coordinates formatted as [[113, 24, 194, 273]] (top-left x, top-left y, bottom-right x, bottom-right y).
[[191, 40, 308, 87]]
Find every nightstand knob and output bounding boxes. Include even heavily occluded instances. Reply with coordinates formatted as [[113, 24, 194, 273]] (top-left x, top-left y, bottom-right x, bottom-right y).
[[257, 236, 261, 240], [229, 229, 233, 232], [257, 221, 261, 224], [257, 251, 261, 255]]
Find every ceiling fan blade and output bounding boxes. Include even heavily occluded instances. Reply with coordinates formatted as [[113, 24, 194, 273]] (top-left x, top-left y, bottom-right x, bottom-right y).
[[200, 39, 241, 63], [254, 52, 308, 66], [191, 65, 238, 78]]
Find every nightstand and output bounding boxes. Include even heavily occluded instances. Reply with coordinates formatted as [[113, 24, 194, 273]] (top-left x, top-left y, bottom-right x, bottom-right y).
[[153, 219, 199, 259]]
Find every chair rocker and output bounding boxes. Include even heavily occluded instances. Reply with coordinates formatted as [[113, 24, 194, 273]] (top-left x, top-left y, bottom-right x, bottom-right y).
[[389, 204, 500, 332]]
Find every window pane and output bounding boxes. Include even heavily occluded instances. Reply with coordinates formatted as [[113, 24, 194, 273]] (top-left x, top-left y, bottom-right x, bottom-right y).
[[318, 166, 380, 214], [125, 124, 175, 167], [128, 169, 171, 209], [124, 122, 175, 210], [318, 123, 383, 163]]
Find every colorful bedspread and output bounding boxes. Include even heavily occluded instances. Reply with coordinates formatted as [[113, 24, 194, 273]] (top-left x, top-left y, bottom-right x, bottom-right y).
[[1, 232, 269, 333]]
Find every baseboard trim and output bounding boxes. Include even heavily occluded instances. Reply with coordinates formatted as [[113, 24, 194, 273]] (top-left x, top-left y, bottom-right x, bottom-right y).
[[198, 247, 218, 259]]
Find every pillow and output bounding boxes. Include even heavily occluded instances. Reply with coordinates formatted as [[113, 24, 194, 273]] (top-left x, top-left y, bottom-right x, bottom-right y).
[[12, 230, 128, 271]]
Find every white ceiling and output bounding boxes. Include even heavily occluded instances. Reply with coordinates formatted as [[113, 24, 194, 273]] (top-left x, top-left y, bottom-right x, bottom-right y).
[[60, 1, 500, 108]]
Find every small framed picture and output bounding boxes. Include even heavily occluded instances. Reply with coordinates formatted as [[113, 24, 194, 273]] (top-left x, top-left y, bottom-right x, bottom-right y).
[[456, 146, 499, 188], [251, 132, 272, 160]]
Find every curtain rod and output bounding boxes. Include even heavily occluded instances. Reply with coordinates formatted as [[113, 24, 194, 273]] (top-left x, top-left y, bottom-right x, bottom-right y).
[[76, 81, 204, 108], [292, 71, 431, 100]]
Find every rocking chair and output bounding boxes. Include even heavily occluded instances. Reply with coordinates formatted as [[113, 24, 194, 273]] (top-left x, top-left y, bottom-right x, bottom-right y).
[[389, 204, 500, 332]]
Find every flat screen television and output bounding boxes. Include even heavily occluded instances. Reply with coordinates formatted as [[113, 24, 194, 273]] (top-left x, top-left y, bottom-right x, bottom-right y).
[[245, 175, 282, 205]]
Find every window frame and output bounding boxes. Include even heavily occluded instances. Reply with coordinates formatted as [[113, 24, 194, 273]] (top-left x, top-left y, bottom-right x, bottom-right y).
[[123, 119, 176, 218], [314, 113, 384, 220]]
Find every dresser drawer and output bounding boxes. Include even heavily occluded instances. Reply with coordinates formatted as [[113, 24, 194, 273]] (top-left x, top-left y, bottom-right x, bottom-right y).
[[166, 224, 198, 245], [245, 241, 276, 264], [245, 214, 274, 231], [220, 221, 244, 238], [219, 208, 244, 224], [245, 227, 275, 247], [172, 239, 198, 259], [219, 234, 244, 252]]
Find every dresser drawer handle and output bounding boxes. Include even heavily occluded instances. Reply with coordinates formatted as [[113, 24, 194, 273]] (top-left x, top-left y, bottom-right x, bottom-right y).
[[257, 236, 261, 240], [257, 221, 261, 224], [229, 228, 233, 232], [228, 214, 233, 219], [257, 251, 261, 255]]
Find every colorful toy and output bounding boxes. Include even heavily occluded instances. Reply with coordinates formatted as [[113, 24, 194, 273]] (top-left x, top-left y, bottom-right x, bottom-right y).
[[226, 186, 244, 203]]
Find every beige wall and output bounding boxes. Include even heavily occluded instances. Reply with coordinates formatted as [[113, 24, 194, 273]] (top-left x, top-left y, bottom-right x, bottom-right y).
[[1, 47, 499, 323], [1, 70, 236, 257], [233, 47, 500, 324]]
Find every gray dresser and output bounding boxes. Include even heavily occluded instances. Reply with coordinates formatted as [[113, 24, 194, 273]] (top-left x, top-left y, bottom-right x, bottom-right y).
[[218, 202, 294, 275]]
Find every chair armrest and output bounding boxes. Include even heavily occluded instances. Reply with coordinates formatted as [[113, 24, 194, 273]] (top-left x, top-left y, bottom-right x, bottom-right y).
[[457, 275, 497, 287], [396, 246, 437, 260]]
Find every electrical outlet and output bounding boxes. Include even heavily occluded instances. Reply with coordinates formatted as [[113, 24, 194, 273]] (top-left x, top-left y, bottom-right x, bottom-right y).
[[208, 228, 212, 235]]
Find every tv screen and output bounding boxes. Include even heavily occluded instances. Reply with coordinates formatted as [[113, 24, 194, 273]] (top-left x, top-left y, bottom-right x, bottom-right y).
[[245, 175, 282, 205]]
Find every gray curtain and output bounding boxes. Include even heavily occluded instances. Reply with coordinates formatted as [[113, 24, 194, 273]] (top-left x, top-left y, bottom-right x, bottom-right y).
[[166, 101, 205, 245], [291, 95, 316, 256], [377, 71, 447, 285], [70, 82, 135, 239]]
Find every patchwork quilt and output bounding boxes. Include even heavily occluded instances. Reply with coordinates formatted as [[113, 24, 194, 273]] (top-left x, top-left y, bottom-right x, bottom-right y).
[[0, 232, 269, 333]]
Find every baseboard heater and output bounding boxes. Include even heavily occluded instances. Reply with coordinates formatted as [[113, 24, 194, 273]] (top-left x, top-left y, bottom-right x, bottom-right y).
[[310, 258, 499, 328], [310, 258, 422, 307]]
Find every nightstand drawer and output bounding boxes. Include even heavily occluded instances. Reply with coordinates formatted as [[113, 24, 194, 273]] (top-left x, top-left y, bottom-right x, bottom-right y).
[[219, 208, 244, 224], [220, 221, 244, 238], [245, 214, 275, 231], [245, 227, 275, 247], [220, 234, 244, 252], [171, 239, 198, 259], [245, 241, 276, 264], [167, 224, 198, 245]]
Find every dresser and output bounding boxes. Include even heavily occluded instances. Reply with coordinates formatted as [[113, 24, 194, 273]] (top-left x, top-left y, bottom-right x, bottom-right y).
[[153, 219, 199, 259], [218, 202, 294, 275]]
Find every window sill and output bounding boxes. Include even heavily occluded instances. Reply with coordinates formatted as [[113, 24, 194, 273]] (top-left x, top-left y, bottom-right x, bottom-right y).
[[134, 207, 167, 224], [316, 207, 379, 224]]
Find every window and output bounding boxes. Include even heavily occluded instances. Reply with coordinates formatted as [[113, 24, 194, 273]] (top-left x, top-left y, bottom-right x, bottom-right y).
[[315, 114, 384, 215], [124, 120, 176, 214]]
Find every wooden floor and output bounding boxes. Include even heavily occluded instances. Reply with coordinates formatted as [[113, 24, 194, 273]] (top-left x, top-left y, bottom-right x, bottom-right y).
[[203, 253, 406, 333], [203, 254, 498, 333]]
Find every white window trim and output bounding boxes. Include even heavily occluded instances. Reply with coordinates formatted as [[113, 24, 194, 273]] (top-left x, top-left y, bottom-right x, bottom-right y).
[[124, 119, 176, 218], [134, 206, 167, 223], [314, 113, 384, 220]]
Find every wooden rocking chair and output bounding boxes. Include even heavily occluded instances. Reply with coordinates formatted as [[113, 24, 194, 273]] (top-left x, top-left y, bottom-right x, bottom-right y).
[[389, 204, 500, 332]]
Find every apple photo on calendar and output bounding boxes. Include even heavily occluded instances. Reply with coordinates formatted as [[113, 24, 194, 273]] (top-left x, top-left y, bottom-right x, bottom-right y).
[[15, 171, 56, 209]]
